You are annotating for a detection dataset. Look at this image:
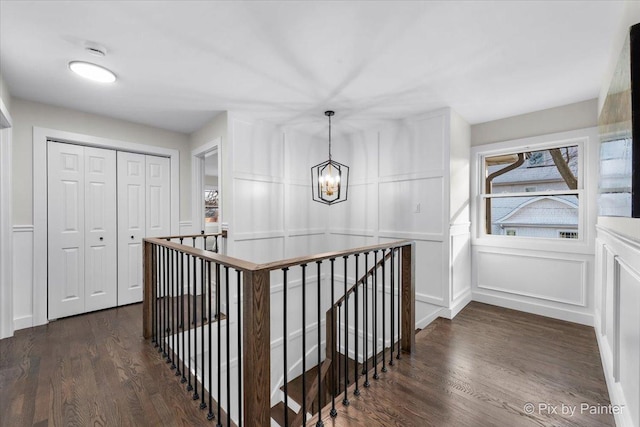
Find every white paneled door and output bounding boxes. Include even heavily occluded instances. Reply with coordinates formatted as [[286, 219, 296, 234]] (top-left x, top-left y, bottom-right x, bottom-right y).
[[84, 147, 117, 312], [117, 152, 146, 306], [48, 142, 117, 319], [49, 142, 171, 317], [145, 155, 171, 238], [117, 153, 170, 305]]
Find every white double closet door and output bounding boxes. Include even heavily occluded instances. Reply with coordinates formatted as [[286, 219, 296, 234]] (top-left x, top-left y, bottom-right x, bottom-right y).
[[47, 142, 170, 319]]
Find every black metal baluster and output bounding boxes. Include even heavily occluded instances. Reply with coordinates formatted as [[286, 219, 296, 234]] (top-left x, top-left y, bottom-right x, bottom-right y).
[[216, 264, 222, 427], [187, 254, 193, 392], [180, 245, 187, 383], [193, 255, 199, 401], [373, 250, 379, 380], [316, 261, 324, 427], [208, 262, 215, 420], [214, 235, 219, 253], [166, 245, 172, 364], [301, 264, 307, 424], [329, 258, 337, 418], [337, 302, 342, 394], [396, 248, 401, 360], [381, 249, 387, 373], [172, 249, 178, 372], [200, 258, 207, 410], [236, 270, 242, 427], [390, 248, 395, 366], [158, 246, 166, 357], [225, 266, 231, 427], [342, 256, 349, 407], [283, 268, 289, 427], [363, 252, 369, 388], [353, 254, 360, 396], [163, 246, 169, 359]]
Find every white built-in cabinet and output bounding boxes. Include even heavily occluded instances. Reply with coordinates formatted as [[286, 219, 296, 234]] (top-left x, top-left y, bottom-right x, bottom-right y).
[[47, 141, 170, 319]]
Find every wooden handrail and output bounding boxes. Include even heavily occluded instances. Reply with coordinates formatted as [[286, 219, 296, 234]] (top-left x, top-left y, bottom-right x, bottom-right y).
[[157, 230, 228, 240], [143, 238, 259, 272]]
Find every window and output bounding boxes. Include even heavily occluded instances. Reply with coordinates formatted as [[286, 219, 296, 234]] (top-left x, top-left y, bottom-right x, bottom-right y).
[[481, 144, 581, 239]]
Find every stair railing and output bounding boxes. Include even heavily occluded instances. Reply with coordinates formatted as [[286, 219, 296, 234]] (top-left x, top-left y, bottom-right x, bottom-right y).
[[143, 236, 415, 426]]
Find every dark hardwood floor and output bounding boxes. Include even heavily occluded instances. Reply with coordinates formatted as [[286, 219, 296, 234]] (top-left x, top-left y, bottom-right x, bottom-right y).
[[1, 301, 613, 427], [317, 302, 614, 427], [0, 303, 213, 427]]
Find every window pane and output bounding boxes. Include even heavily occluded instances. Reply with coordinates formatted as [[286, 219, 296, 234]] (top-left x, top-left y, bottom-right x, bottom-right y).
[[485, 145, 579, 193], [486, 195, 579, 238], [598, 138, 632, 217]]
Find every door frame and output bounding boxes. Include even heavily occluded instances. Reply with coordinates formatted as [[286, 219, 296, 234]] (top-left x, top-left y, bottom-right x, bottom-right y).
[[191, 137, 222, 235], [0, 98, 13, 339], [33, 127, 180, 326]]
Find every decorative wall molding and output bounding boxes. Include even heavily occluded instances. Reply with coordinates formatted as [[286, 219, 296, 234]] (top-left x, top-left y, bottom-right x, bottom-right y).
[[476, 250, 587, 307], [13, 225, 34, 233], [594, 228, 640, 427]]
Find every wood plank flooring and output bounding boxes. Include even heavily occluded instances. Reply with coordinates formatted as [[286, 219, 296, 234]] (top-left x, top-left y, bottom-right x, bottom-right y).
[[1, 301, 613, 426], [317, 302, 614, 427], [0, 303, 214, 427]]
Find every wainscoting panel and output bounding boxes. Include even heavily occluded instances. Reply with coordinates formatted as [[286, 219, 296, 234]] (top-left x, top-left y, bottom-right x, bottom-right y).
[[596, 225, 640, 427], [287, 183, 326, 232], [379, 113, 445, 177], [233, 178, 284, 235], [331, 183, 376, 233], [378, 177, 444, 236], [13, 225, 34, 330], [618, 261, 640, 427], [233, 237, 284, 265], [232, 118, 283, 179], [451, 230, 471, 302], [476, 250, 586, 306]]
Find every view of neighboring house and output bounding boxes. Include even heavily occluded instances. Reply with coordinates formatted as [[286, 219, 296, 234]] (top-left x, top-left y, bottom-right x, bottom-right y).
[[486, 146, 580, 238]]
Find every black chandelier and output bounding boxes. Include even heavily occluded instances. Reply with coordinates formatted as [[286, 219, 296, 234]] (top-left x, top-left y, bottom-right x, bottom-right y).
[[311, 111, 349, 205]]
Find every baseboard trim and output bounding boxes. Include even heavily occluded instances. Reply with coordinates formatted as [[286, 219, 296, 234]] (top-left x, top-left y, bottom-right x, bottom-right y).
[[471, 291, 593, 326], [416, 308, 446, 329], [13, 315, 33, 331], [444, 290, 472, 319]]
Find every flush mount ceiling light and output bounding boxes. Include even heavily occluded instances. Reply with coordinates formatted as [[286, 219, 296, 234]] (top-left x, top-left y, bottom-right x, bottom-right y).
[[311, 111, 349, 205], [68, 61, 116, 83]]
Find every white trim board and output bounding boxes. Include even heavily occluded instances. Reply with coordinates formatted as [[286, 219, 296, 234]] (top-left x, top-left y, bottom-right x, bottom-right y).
[[32, 127, 180, 327]]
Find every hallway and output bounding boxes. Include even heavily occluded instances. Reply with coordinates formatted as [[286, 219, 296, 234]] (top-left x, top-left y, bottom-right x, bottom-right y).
[[1, 302, 613, 426]]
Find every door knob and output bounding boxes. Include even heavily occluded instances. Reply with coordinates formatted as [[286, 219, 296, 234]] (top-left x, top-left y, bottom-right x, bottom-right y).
[[99, 237, 104, 241], [131, 235, 134, 239]]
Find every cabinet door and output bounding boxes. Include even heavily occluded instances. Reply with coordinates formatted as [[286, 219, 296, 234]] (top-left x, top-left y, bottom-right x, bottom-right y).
[[84, 147, 117, 312], [48, 142, 85, 319], [145, 155, 171, 237], [117, 152, 146, 305]]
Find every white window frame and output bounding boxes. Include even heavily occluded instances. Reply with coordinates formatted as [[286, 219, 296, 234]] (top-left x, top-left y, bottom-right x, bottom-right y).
[[470, 128, 598, 255]]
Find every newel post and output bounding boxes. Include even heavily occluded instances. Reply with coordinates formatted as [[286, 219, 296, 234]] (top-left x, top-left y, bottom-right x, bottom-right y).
[[143, 240, 155, 339], [243, 268, 271, 425], [401, 242, 415, 353]]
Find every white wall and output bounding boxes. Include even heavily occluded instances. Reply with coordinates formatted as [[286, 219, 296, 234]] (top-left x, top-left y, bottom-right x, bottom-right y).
[[10, 98, 190, 331], [471, 99, 598, 147], [595, 5, 640, 426], [11, 98, 191, 224], [189, 112, 228, 233], [470, 127, 600, 326], [0, 75, 13, 339]]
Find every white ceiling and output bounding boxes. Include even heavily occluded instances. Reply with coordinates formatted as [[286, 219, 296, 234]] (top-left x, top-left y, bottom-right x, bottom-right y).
[[0, 1, 625, 135]]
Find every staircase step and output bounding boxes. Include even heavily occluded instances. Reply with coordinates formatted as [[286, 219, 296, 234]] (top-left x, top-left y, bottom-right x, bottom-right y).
[[271, 401, 297, 427]]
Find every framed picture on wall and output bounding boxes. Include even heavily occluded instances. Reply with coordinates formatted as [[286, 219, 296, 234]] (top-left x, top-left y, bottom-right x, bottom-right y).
[[598, 22, 640, 218]]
